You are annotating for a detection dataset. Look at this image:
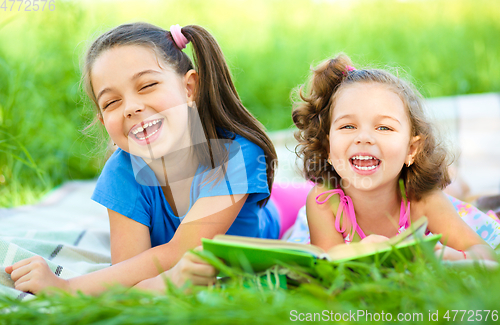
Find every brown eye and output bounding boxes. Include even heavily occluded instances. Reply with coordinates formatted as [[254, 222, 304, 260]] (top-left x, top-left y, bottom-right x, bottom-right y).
[[103, 100, 118, 109], [141, 83, 158, 90]]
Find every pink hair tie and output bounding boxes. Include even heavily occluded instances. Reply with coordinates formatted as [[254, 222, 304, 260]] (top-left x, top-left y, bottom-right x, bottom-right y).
[[342, 65, 356, 76], [170, 24, 189, 50]]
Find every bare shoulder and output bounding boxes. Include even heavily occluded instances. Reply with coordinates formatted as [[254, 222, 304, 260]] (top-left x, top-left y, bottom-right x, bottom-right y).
[[305, 184, 339, 227], [413, 189, 453, 210], [306, 183, 329, 201], [411, 189, 458, 222], [306, 184, 334, 214], [306, 184, 344, 249]]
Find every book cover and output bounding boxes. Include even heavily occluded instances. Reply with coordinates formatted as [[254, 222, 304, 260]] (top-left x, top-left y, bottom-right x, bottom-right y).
[[202, 217, 441, 273]]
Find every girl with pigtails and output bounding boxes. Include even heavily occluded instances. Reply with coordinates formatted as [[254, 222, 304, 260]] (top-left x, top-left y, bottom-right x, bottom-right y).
[[6, 23, 280, 294], [288, 54, 496, 261]]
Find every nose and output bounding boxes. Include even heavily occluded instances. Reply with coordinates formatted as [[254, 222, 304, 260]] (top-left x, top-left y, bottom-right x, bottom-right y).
[[123, 99, 144, 118], [354, 129, 375, 145]]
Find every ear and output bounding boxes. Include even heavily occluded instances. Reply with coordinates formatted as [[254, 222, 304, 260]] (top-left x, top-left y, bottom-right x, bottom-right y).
[[183, 69, 198, 104], [406, 135, 421, 166]]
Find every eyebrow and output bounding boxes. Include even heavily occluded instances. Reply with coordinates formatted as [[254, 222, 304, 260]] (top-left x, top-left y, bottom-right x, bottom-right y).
[[132, 69, 161, 81], [96, 69, 161, 102], [333, 114, 402, 125], [379, 115, 402, 125], [332, 114, 353, 124]]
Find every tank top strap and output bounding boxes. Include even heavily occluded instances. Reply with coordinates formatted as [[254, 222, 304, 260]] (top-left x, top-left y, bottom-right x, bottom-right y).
[[315, 189, 364, 242]]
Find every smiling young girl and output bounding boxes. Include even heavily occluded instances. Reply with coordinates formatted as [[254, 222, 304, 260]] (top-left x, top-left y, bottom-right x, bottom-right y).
[[6, 23, 279, 294], [290, 54, 494, 261]]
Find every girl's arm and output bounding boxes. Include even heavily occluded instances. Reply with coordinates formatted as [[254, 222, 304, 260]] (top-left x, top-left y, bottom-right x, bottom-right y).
[[306, 186, 345, 251], [108, 209, 151, 264], [134, 246, 217, 291], [6, 194, 248, 295], [417, 190, 495, 261]]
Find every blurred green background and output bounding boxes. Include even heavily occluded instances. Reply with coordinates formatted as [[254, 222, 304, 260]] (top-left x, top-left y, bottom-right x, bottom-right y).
[[0, 0, 499, 207]]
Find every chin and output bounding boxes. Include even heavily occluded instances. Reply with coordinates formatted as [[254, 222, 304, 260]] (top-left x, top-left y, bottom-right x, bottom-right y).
[[341, 175, 378, 192]]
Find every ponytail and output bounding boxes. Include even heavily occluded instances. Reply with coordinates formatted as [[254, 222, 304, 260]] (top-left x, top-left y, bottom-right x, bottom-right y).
[[292, 54, 353, 185], [182, 25, 277, 206]]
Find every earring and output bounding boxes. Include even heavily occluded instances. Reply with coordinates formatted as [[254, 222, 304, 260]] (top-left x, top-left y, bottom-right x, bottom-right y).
[[327, 157, 332, 165], [406, 161, 412, 167]]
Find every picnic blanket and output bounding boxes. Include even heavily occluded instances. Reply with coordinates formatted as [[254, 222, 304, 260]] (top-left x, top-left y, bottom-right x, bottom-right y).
[[0, 181, 111, 300]]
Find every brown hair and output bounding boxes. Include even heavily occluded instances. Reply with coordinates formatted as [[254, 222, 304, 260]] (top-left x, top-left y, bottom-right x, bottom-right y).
[[292, 54, 451, 201], [82, 23, 276, 205]]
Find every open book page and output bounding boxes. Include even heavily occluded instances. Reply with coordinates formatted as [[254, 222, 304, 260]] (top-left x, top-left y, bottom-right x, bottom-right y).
[[211, 234, 326, 257], [325, 217, 430, 262]]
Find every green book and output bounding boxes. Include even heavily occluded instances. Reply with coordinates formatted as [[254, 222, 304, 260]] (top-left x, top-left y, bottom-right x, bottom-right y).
[[202, 217, 441, 273]]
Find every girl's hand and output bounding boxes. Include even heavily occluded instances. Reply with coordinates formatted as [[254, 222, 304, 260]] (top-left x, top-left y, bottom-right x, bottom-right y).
[[5, 256, 69, 294], [134, 247, 217, 292], [434, 242, 466, 261], [360, 234, 390, 244], [434, 242, 496, 261]]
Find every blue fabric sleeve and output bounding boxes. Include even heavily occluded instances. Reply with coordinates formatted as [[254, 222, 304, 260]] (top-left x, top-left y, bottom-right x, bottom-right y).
[[90, 133, 278, 244], [91, 149, 153, 228], [196, 135, 270, 203]]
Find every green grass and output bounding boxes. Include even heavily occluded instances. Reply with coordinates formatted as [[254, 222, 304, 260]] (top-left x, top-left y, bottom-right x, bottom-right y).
[[1, 0, 499, 204], [1, 250, 499, 324]]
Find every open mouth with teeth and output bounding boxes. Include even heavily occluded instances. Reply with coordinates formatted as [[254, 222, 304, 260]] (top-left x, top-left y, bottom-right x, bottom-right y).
[[130, 118, 163, 142], [350, 155, 381, 171]]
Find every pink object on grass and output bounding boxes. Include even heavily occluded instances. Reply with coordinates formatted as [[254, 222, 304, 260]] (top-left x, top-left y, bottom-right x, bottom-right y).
[[270, 182, 313, 238]]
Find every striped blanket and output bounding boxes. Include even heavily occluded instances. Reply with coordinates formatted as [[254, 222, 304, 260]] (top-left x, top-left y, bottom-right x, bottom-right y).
[[0, 181, 110, 300]]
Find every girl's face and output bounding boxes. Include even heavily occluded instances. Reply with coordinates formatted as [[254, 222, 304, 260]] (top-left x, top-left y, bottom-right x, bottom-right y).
[[329, 83, 420, 192], [91, 45, 197, 160]]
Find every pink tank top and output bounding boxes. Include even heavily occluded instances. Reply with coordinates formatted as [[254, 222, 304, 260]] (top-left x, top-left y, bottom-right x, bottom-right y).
[[315, 188, 411, 244]]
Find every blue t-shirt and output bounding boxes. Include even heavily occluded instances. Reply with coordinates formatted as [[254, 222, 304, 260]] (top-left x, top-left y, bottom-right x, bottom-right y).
[[91, 132, 280, 247]]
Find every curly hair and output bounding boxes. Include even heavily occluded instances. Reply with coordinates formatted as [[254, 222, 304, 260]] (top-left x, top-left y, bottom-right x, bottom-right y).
[[292, 54, 451, 201]]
